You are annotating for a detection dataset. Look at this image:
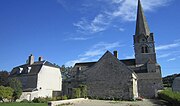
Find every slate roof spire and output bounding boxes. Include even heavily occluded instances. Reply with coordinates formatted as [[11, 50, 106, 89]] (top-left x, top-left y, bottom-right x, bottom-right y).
[[135, 0, 150, 36]]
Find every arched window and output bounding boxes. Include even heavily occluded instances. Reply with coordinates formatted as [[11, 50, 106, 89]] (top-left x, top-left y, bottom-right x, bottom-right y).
[[141, 45, 149, 53], [145, 46, 148, 53]]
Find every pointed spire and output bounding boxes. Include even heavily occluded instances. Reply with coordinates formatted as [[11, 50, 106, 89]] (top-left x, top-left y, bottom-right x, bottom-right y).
[[135, 0, 150, 36]]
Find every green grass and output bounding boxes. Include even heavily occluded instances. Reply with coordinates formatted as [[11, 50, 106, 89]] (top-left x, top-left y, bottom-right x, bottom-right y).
[[158, 89, 180, 105], [0, 103, 47, 106]]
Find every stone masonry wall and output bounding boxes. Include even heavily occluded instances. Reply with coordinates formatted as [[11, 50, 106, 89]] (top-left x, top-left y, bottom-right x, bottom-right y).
[[137, 72, 163, 98], [84, 52, 137, 100]]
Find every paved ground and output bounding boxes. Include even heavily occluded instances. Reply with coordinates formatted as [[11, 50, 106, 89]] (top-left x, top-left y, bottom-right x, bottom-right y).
[[70, 99, 167, 106]]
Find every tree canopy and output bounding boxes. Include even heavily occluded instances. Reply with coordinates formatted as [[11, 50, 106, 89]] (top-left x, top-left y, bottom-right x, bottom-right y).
[[8, 78, 22, 102], [60, 65, 72, 80], [0, 70, 9, 86], [0, 86, 14, 102]]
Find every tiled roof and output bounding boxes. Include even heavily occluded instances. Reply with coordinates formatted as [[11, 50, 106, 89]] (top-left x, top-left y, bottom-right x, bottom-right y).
[[10, 61, 59, 76], [120, 59, 136, 66], [75, 62, 97, 67]]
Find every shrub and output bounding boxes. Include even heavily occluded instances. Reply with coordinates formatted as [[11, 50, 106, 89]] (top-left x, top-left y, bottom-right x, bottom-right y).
[[32, 96, 69, 103], [61, 95, 68, 100], [55, 96, 62, 100], [72, 88, 81, 98], [32, 97, 48, 103], [158, 89, 180, 105], [51, 97, 57, 101], [79, 85, 87, 98], [0, 85, 14, 101]]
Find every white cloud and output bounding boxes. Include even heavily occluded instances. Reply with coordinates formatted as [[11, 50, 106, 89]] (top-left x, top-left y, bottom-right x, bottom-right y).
[[65, 57, 89, 67], [157, 50, 180, 60], [157, 53, 171, 58], [119, 28, 125, 32], [57, 0, 68, 10], [82, 50, 104, 57], [74, 0, 171, 34], [156, 42, 180, 50], [111, 0, 170, 21], [66, 37, 91, 41], [73, 14, 111, 34], [65, 42, 122, 66], [111, 0, 123, 4], [82, 42, 121, 57], [124, 55, 135, 59], [167, 58, 176, 62], [156, 40, 180, 60]]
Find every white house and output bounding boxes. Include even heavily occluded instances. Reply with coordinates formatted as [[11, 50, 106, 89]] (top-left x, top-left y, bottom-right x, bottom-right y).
[[9, 54, 62, 101]]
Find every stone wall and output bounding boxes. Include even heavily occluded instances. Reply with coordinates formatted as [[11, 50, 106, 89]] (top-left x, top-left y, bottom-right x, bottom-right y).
[[84, 51, 137, 100], [137, 72, 163, 98], [172, 77, 180, 92]]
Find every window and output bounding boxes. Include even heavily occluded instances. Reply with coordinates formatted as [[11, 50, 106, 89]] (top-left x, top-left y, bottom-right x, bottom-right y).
[[18, 67, 23, 74], [140, 38, 146, 42], [28, 67, 31, 73], [141, 45, 149, 53], [68, 88, 72, 95]]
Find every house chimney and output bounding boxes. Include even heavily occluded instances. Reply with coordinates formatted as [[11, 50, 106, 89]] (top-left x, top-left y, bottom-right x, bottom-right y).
[[113, 50, 118, 58], [38, 56, 43, 61], [28, 54, 34, 65]]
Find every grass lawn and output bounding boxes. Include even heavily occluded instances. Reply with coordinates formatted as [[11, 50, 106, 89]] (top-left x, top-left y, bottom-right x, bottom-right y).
[[0, 103, 47, 106]]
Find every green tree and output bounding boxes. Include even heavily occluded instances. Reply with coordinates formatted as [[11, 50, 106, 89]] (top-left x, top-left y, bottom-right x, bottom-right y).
[[8, 78, 22, 102], [0, 70, 9, 86], [61, 65, 72, 80], [0, 86, 14, 102]]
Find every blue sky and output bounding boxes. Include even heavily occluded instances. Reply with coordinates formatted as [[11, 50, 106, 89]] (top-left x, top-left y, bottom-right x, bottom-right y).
[[0, 0, 180, 77]]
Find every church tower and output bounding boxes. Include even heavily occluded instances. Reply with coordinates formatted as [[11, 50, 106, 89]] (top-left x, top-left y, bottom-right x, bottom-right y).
[[134, 0, 157, 65], [133, 0, 163, 98]]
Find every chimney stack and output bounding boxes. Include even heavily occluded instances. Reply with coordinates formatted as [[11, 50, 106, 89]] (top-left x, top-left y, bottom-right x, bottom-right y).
[[28, 54, 34, 65], [113, 50, 118, 58], [38, 56, 43, 61]]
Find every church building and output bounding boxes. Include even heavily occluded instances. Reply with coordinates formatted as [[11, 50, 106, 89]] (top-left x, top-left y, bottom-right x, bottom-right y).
[[63, 0, 163, 99]]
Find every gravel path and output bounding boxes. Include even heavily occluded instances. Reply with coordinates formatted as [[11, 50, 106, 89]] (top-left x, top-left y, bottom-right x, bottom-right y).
[[71, 99, 167, 106]]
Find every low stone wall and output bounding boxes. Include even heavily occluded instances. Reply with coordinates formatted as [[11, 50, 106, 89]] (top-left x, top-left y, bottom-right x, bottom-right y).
[[48, 98, 88, 106]]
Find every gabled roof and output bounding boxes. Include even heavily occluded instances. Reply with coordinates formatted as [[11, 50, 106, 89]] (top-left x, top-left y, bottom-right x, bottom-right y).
[[135, 0, 150, 36], [85, 51, 137, 77], [120, 59, 136, 66], [73, 59, 136, 67], [10, 61, 60, 76], [75, 62, 96, 67]]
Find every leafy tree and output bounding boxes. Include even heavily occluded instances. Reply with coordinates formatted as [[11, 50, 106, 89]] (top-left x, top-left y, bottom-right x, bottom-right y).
[[8, 78, 22, 102], [61, 65, 72, 80], [0, 70, 9, 86], [163, 73, 180, 87], [0, 86, 14, 102]]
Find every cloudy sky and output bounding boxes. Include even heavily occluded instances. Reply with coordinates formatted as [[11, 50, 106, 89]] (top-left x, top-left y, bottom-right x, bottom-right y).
[[0, 0, 180, 76]]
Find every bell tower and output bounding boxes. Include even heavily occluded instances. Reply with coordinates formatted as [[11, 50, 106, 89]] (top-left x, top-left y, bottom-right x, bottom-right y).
[[134, 0, 157, 65]]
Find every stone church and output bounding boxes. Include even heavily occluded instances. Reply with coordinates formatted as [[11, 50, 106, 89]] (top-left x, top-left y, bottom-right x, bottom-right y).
[[63, 0, 163, 99]]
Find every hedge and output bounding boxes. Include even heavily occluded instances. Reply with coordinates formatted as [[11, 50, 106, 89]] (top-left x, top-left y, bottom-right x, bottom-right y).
[[158, 89, 180, 106]]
